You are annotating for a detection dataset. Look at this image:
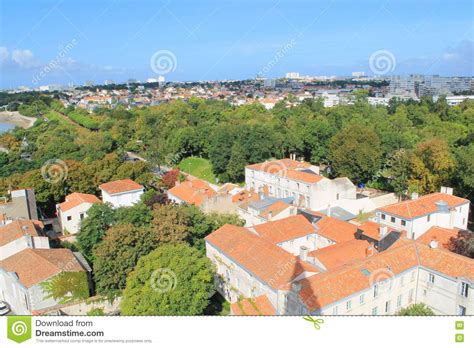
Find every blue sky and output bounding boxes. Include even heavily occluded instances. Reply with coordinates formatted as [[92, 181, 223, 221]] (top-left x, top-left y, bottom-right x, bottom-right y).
[[0, 0, 473, 87]]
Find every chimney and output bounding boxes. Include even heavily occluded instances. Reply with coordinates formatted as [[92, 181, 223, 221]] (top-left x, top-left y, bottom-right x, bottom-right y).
[[445, 187, 453, 195], [379, 226, 388, 237], [429, 238, 438, 249], [299, 246, 308, 261], [411, 192, 419, 200], [366, 244, 376, 257], [268, 211, 273, 220]]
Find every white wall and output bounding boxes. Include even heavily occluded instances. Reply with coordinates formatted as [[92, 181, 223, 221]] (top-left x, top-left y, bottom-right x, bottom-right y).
[[102, 189, 144, 208], [206, 242, 278, 308], [245, 168, 358, 211], [0, 236, 49, 261], [376, 202, 470, 239], [58, 202, 94, 234], [0, 269, 31, 314]]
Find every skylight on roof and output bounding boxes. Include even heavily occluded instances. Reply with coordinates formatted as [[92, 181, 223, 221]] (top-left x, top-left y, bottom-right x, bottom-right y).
[[361, 269, 371, 276]]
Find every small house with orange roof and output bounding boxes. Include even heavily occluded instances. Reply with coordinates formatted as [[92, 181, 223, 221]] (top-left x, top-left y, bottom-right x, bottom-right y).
[[99, 179, 144, 208], [167, 178, 217, 207], [375, 187, 470, 240], [0, 219, 49, 260], [56, 192, 101, 234], [0, 248, 90, 315]]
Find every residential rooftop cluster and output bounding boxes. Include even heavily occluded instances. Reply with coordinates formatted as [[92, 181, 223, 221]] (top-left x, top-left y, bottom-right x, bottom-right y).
[[4, 74, 472, 113], [165, 158, 472, 316], [0, 157, 472, 316]]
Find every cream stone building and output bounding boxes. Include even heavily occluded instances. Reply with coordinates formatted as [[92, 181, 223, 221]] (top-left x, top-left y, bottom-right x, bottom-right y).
[[375, 188, 470, 240], [206, 210, 473, 316]]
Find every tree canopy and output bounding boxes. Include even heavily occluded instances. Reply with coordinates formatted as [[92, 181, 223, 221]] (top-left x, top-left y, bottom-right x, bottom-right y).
[[120, 244, 214, 315]]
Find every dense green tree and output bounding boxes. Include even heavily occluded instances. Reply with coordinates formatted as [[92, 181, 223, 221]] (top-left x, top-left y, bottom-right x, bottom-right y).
[[329, 124, 383, 183], [226, 142, 247, 182], [76, 204, 116, 263], [93, 224, 158, 297], [397, 303, 435, 316], [120, 244, 214, 315]]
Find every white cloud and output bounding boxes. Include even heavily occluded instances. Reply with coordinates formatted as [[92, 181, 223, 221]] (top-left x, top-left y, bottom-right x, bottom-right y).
[[11, 49, 39, 68], [0, 47, 9, 65]]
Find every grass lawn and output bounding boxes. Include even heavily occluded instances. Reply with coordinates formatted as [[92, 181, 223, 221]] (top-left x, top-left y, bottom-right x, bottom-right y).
[[178, 157, 218, 184]]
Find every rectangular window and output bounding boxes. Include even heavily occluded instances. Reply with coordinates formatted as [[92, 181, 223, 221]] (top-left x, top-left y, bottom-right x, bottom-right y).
[[336, 193, 340, 200], [409, 289, 414, 302], [460, 282, 469, 298], [427, 214, 431, 222], [346, 300, 352, 311], [67, 216, 72, 221], [401, 220, 406, 226], [397, 295, 402, 308], [80, 213, 85, 220], [381, 214, 386, 220], [372, 307, 378, 315], [332, 306, 338, 315], [385, 301, 391, 313], [360, 294, 365, 304], [458, 305, 466, 316], [391, 217, 396, 223], [373, 284, 378, 298], [428, 274, 435, 284]]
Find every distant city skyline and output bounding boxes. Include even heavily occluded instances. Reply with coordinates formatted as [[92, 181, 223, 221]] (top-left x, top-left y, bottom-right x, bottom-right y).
[[1, 0, 473, 88]]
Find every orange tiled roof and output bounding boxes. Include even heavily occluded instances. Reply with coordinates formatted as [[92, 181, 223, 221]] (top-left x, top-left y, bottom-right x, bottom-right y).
[[0, 219, 43, 246], [58, 192, 101, 212], [253, 215, 315, 244], [247, 159, 309, 172], [246, 159, 324, 184], [312, 213, 358, 243], [167, 179, 216, 206], [308, 239, 374, 270], [258, 201, 291, 219], [299, 240, 474, 311], [232, 189, 259, 203], [99, 179, 143, 195], [416, 226, 460, 250], [205, 224, 319, 290], [0, 248, 85, 288], [231, 295, 276, 315], [285, 169, 324, 183], [358, 221, 398, 241], [378, 193, 469, 219]]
